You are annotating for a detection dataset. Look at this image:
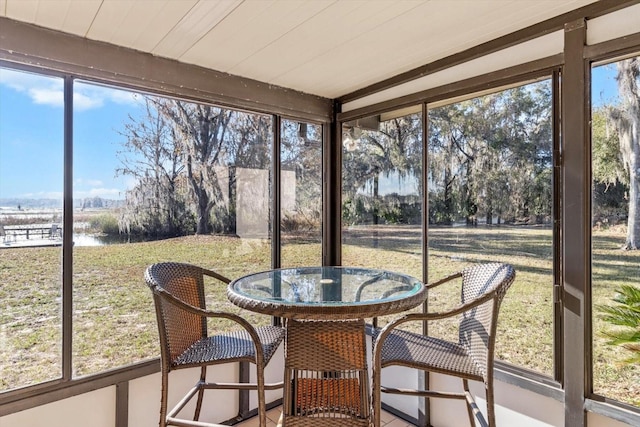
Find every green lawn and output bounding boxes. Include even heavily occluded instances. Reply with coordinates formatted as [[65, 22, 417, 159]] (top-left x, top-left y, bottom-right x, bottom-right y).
[[0, 227, 638, 405]]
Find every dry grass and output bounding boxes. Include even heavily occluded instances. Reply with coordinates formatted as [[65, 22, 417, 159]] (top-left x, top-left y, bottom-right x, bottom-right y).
[[0, 226, 638, 405]]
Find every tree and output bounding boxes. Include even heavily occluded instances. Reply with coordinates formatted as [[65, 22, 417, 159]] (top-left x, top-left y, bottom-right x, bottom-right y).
[[117, 96, 275, 237], [428, 103, 474, 224], [116, 97, 191, 236], [496, 84, 553, 223], [152, 99, 233, 235], [427, 81, 553, 226], [342, 114, 422, 225], [592, 108, 628, 227], [607, 58, 640, 250], [280, 120, 322, 230], [222, 112, 272, 234]]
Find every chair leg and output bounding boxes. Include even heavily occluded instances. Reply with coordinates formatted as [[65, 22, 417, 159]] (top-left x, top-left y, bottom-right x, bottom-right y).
[[464, 379, 492, 427], [372, 365, 381, 427], [256, 362, 267, 427], [160, 369, 169, 427], [193, 366, 207, 421], [485, 380, 496, 427], [462, 379, 477, 427]]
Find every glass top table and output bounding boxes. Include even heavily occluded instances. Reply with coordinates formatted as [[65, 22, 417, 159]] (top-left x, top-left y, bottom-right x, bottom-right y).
[[227, 266, 426, 320]]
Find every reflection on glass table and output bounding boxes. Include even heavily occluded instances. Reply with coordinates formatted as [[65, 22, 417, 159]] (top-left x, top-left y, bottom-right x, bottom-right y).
[[227, 266, 425, 320]]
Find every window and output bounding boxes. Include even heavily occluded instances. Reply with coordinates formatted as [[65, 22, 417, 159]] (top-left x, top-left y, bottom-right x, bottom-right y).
[[426, 79, 556, 376], [591, 56, 640, 406], [0, 68, 321, 391], [0, 68, 64, 390], [342, 82, 556, 375], [280, 120, 322, 267], [71, 82, 279, 375], [341, 110, 423, 284]]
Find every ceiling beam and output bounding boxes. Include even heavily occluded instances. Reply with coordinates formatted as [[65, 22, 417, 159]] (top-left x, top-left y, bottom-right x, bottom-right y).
[[0, 17, 333, 123]]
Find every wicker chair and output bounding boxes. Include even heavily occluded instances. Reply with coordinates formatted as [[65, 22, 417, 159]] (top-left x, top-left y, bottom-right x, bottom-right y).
[[282, 319, 370, 427], [372, 263, 516, 427], [144, 262, 285, 427]]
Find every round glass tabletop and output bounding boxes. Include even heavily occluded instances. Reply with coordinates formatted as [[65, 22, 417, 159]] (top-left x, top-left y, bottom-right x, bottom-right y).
[[227, 266, 426, 320]]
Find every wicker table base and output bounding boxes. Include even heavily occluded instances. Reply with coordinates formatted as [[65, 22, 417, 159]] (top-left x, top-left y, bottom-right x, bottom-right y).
[[282, 319, 370, 427]]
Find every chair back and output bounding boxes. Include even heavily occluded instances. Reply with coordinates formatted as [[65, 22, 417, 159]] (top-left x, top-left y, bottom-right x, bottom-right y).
[[458, 263, 515, 381], [145, 262, 209, 364]]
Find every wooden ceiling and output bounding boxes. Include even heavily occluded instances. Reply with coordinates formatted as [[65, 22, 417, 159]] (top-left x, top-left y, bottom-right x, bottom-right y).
[[0, 0, 598, 99]]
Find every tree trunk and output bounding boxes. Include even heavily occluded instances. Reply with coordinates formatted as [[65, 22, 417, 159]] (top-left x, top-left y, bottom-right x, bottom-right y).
[[372, 175, 379, 248], [373, 175, 380, 226], [610, 58, 640, 250], [486, 207, 493, 225], [443, 169, 454, 225], [186, 158, 213, 235], [194, 184, 212, 235], [622, 121, 640, 249], [627, 170, 640, 249]]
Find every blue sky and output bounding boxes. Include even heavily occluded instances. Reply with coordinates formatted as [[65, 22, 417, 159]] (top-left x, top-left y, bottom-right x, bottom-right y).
[[0, 64, 621, 202], [592, 63, 620, 107], [0, 68, 143, 201]]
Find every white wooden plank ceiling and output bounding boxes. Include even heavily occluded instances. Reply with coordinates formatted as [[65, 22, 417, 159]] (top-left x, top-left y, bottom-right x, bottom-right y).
[[0, 0, 598, 99]]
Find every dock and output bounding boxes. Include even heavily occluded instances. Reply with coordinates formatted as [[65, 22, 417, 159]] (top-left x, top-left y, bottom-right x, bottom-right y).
[[1, 223, 63, 249]]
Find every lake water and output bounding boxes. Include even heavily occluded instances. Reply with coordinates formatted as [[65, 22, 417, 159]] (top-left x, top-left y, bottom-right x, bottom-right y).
[[73, 233, 151, 246], [74, 234, 110, 246], [2, 233, 151, 248]]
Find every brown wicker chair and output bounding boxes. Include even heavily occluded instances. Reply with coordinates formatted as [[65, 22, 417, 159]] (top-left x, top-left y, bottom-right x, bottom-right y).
[[144, 262, 285, 427], [282, 319, 370, 427], [372, 263, 516, 427]]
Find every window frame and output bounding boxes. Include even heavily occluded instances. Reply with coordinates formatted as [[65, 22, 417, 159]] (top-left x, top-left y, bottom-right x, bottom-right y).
[[585, 37, 640, 417], [0, 61, 327, 416], [339, 67, 563, 381], [337, 31, 640, 426]]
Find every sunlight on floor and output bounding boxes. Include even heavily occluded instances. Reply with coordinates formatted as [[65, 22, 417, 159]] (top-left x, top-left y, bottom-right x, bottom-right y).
[[234, 406, 416, 426]]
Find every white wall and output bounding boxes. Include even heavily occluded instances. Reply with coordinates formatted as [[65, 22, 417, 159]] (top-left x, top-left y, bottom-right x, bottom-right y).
[[588, 411, 634, 427], [129, 345, 285, 427], [1, 387, 115, 427], [2, 349, 636, 427], [341, 30, 564, 113], [2, 345, 285, 427], [586, 3, 640, 46], [379, 371, 565, 427]]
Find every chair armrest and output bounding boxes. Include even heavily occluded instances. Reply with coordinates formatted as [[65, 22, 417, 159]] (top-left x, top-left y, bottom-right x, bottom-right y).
[[373, 286, 498, 351], [201, 267, 232, 284], [424, 271, 462, 290], [153, 287, 269, 361]]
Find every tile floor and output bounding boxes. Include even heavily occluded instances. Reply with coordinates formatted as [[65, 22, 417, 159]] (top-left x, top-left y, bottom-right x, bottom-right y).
[[235, 406, 416, 427]]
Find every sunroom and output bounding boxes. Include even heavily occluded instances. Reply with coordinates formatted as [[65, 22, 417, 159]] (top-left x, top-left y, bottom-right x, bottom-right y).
[[0, 1, 639, 426]]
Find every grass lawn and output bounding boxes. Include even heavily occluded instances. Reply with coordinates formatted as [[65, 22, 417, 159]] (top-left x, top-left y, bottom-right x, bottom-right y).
[[0, 226, 638, 406]]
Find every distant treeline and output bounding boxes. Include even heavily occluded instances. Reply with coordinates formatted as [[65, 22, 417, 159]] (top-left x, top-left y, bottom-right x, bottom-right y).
[[0, 197, 124, 210]]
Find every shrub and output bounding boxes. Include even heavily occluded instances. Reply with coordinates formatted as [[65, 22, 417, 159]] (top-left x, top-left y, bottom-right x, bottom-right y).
[[597, 285, 640, 365], [89, 214, 120, 235]]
